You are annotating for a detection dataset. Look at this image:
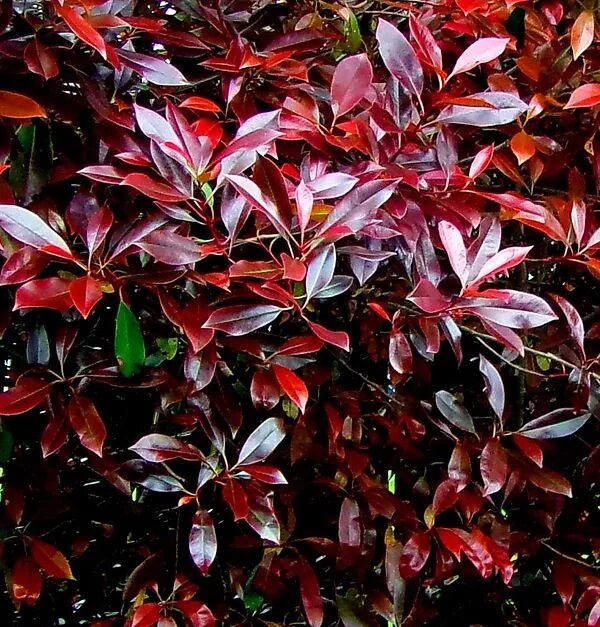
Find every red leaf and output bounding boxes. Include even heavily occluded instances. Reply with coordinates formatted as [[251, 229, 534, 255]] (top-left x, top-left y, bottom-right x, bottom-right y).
[[272, 364, 308, 413], [189, 510, 217, 575], [222, 479, 249, 521], [54, 1, 108, 60], [407, 279, 450, 313], [250, 369, 280, 410], [469, 145, 495, 179], [132, 604, 161, 627], [399, 531, 431, 579], [298, 556, 324, 627], [571, 11, 594, 60], [438, 220, 467, 284], [180, 97, 221, 114], [331, 53, 373, 119], [409, 14, 443, 74], [448, 38, 509, 79], [15, 278, 73, 312], [11, 557, 42, 606], [26, 537, 74, 580], [0, 91, 46, 119], [307, 320, 349, 351], [138, 231, 203, 265], [237, 417, 286, 466], [512, 433, 543, 467], [236, 464, 287, 484], [24, 39, 59, 80], [565, 84, 600, 109], [68, 394, 107, 457], [389, 328, 413, 374], [129, 434, 204, 462], [121, 173, 189, 203], [69, 276, 103, 319], [480, 438, 508, 496], [276, 335, 324, 356], [0, 376, 50, 416]]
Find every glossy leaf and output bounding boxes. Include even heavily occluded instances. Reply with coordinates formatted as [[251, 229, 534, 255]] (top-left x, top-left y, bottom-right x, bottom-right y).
[[115, 302, 146, 378]]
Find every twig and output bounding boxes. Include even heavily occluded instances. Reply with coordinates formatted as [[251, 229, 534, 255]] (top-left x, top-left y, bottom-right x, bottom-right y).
[[541, 540, 600, 571]]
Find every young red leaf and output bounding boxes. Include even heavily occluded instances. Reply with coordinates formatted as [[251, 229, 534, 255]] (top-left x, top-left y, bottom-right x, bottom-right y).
[[236, 416, 286, 466], [69, 276, 103, 319], [189, 510, 217, 575], [330, 53, 373, 119], [409, 15, 443, 74], [564, 84, 600, 108], [68, 394, 107, 457], [307, 320, 349, 352], [0, 90, 46, 119], [26, 537, 74, 580], [54, 1, 108, 60], [571, 11, 594, 60], [469, 145, 495, 179], [448, 38, 509, 79], [272, 364, 308, 413]]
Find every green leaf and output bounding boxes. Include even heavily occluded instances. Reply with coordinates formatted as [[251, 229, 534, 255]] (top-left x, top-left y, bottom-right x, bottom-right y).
[[341, 11, 362, 53], [145, 337, 178, 367], [115, 302, 146, 378], [0, 430, 13, 463]]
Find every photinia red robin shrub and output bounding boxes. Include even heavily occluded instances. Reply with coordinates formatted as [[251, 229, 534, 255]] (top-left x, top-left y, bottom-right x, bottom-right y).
[[0, 0, 599, 625]]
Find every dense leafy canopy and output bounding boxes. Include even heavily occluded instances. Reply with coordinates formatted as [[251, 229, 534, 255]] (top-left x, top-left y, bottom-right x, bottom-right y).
[[0, 0, 599, 625]]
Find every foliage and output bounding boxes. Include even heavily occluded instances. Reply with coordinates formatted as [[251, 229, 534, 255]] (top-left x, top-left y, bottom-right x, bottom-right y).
[[0, 0, 599, 625]]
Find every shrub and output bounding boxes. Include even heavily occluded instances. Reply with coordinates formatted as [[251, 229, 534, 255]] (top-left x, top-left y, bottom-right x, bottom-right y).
[[0, 1, 599, 625]]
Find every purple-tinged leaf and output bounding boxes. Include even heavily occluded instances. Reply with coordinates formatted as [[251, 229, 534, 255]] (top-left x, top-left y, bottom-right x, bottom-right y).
[[376, 18, 423, 97], [435, 92, 527, 127], [518, 409, 590, 440], [305, 245, 336, 303], [435, 390, 477, 435], [479, 355, 505, 421], [117, 49, 189, 86], [0, 205, 72, 257], [236, 419, 285, 468], [189, 510, 217, 575], [137, 231, 202, 265], [203, 304, 285, 336], [438, 221, 467, 285]]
